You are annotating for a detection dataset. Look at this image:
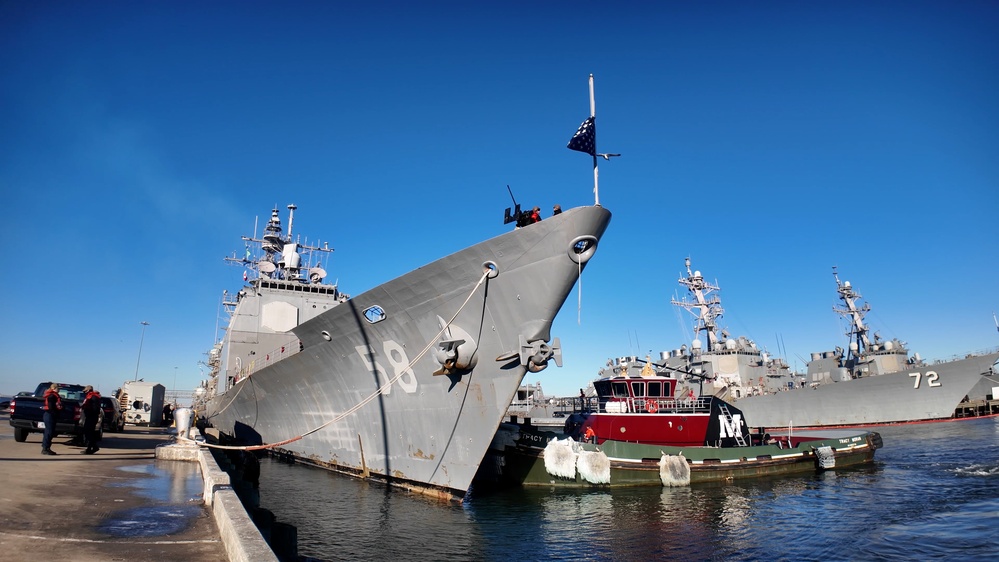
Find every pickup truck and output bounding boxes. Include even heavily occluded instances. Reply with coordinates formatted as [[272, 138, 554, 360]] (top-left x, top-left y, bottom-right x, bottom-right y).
[[8, 382, 102, 443]]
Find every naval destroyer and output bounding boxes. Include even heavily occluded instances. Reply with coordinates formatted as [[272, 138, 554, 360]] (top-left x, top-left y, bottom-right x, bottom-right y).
[[601, 261, 999, 428], [733, 267, 999, 427], [201, 202, 611, 501]]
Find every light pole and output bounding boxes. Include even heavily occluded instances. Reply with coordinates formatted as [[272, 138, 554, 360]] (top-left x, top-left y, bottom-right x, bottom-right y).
[[173, 366, 178, 404], [133, 321, 150, 382]]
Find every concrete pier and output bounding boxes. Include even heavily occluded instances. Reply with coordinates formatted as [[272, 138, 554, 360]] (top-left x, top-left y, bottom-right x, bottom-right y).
[[0, 410, 275, 561]]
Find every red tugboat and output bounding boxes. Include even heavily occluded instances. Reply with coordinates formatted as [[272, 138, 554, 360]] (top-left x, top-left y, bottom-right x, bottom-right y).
[[476, 365, 883, 489], [562, 363, 759, 447], [569, 364, 747, 448]]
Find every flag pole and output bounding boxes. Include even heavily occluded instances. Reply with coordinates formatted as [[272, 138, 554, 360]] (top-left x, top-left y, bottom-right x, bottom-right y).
[[589, 74, 599, 206]]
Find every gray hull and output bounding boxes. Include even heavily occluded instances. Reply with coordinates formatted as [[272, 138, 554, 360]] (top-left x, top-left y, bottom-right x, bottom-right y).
[[205, 206, 611, 500], [734, 352, 999, 428]]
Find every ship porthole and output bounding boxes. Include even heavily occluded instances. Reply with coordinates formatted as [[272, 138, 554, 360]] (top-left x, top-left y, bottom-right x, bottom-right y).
[[482, 261, 499, 279], [321, 331, 332, 341], [363, 305, 386, 324], [568, 235, 598, 264]]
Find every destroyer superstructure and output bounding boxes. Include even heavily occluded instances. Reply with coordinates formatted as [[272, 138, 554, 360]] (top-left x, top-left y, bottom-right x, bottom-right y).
[[599, 257, 794, 401], [666, 257, 795, 398], [202, 202, 611, 501]]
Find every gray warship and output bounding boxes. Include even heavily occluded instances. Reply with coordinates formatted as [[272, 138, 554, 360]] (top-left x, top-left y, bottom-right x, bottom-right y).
[[733, 268, 999, 427], [620, 261, 999, 428], [201, 202, 611, 501]]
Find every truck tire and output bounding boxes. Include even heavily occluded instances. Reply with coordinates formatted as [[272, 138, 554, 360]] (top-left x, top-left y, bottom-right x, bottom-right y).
[[14, 427, 29, 442]]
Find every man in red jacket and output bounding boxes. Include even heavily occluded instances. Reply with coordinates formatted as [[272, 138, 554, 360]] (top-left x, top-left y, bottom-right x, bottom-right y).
[[41, 383, 62, 455]]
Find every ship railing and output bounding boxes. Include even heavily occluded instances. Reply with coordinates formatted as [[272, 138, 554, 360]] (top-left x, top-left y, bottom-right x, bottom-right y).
[[607, 397, 710, 414], [232, 339, 304, 382], [926, 345, 999, 365]]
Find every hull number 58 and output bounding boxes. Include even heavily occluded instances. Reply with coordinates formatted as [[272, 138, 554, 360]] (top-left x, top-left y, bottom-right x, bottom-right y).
[[356, 341, 419, 394]]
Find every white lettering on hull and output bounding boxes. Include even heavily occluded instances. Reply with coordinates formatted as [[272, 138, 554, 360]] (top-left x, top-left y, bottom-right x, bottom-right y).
[[908, 371, 941, 389], [718, 414, 742, 438], [355, 340, 419, 394]]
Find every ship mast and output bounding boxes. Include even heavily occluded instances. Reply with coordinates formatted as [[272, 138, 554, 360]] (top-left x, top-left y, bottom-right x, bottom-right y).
[[225, 204, 335, 284], [672, 257, 724, 352], [832, 266, 872, 361]]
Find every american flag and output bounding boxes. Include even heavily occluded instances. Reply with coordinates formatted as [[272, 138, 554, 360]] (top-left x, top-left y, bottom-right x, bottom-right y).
[[567, 116, 596, 156]]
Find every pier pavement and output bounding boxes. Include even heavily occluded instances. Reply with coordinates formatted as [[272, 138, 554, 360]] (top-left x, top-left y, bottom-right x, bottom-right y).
[[0, 410, 271, 561]]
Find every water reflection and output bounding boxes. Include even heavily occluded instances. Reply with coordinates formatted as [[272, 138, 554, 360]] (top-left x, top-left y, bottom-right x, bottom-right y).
[[114, 460, 203, 503], [99, 461, 204, 538], [256, 418, 999, 561]]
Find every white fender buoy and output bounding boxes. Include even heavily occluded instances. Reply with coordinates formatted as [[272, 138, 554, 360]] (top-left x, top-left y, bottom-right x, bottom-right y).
[[577, 450, 611, 484], [543, 438, 579, 479], [815, 446, 835, 469], [659, 452, 691, 486]]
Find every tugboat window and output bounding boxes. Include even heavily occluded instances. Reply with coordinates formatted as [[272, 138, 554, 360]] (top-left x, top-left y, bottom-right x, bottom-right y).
[[647, 381, 663, 397], [363, 305, 386, 324], [631, 381, 645, 397], [611, 381, 628, 398]]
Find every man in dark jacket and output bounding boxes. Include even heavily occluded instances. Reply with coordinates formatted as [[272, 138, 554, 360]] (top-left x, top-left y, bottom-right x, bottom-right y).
[[80, 385, 102, 454]]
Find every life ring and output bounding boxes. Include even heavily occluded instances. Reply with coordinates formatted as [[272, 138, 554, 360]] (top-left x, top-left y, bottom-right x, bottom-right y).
[[646, 400, 659, 413]]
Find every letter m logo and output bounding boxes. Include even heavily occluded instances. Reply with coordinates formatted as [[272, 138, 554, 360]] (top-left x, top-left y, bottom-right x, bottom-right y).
[[718, 414, 742, 438]]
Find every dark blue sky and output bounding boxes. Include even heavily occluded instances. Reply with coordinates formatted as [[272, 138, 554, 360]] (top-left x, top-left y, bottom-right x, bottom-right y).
[[2, 1, 997, 396]]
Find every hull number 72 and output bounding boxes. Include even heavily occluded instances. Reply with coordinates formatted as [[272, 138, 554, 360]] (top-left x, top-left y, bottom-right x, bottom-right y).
[[909, 371, 941, 389]]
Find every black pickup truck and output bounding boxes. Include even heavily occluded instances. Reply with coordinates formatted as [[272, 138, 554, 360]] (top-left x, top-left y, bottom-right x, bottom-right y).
[[8, 382, 102, 443]]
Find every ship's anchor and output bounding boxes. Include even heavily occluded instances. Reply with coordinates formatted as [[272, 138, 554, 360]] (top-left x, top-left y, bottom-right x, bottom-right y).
[[432, 316, 478, 376], [496, 335, 563, 373]]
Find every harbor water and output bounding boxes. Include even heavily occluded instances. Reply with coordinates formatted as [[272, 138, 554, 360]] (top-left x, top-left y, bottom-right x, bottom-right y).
[[255, 416, 999, 561]]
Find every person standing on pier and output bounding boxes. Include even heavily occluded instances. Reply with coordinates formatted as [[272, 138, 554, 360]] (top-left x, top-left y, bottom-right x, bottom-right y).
[[41, 383, 62, 455], [80, 385, 102, 454]]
